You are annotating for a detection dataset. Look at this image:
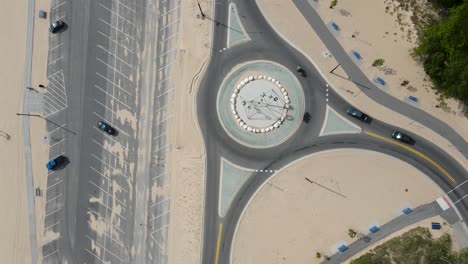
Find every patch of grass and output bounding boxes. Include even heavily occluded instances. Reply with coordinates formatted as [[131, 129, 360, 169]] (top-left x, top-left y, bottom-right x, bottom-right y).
[[330, 0, 338, 8], [372, 58, 385, 66]]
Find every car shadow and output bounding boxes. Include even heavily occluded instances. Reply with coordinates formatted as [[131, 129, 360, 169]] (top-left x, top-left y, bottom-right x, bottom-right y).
[[52, 156, 70, 171], [112, 130, 119, 137]]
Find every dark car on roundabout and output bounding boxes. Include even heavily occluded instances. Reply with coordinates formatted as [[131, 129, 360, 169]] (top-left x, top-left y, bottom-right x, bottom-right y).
[[391, 130, 414, 144], [346, 106, 369, 121]]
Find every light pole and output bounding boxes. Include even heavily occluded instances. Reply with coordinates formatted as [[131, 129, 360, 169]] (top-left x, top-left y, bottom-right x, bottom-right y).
[[16, 113, 77, 135]]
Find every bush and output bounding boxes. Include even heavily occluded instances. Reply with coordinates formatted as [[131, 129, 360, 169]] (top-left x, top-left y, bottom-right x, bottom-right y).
[[372, 58, 385, 67], [330, 0, 338, 8]]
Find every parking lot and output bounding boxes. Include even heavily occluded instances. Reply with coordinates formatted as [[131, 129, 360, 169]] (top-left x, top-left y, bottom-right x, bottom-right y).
[[41, 0, 180, 262]]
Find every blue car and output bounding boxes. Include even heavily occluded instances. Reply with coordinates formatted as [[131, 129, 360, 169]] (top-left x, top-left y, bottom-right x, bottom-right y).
[[46, 155, 66, 170]]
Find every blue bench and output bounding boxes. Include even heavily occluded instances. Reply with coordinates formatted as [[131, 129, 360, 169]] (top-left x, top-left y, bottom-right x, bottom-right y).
[[409, 96, 418, 102], [376, 77, 386, 85], [338, 245, 347, 252], [331, 22, 341, 31], [369, 226, 379, 233], [432, 222, 441, 230], [352, 51, 362, 60], [402, 207, 412, 214]]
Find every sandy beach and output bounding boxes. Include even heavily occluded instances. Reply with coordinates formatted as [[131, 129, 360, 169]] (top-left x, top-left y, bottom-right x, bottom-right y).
[[232, 149, 444, 264], [256, 0, 468, 170], [166, 0, 213, 263], [0, 0, 31, 262], [0, 0, 52, 262]]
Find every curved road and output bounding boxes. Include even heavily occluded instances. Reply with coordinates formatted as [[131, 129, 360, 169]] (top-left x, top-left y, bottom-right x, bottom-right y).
[[196, 1, 468, 263]]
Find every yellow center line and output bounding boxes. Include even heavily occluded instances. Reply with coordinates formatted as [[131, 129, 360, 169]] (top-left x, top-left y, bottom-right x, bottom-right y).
[[215, 223, 223, 264], [363, 131, 457, 184]]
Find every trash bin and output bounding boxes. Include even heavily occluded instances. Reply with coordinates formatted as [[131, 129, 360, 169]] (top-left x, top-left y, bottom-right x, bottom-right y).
[[39, 10, 47, 19]]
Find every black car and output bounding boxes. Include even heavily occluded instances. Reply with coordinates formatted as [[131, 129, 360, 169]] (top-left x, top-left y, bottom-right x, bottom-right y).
[[346, 106, 369, 121], [98, 121, 116, 135], [391, 130, 414, 144], [296, 66, 307, 77], [49, 20, 64, 34], [303, 112, 311, 123]]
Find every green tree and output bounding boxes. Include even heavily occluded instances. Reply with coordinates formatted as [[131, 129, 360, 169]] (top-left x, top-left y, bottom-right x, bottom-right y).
[[414, 0, 468, 106]]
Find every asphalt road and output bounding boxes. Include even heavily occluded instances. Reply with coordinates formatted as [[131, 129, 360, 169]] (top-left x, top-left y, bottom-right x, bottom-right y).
[[41, 0, 179, 263], [196, 1, 468, 263]]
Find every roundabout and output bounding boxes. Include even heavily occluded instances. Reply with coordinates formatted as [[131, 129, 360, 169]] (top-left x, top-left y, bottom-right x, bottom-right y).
[[217, 61, 305, 148]]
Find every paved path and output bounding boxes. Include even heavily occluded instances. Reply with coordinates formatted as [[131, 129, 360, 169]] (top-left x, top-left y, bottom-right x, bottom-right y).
[[324, 201, 443, 263], [22, 0, 38, 262]]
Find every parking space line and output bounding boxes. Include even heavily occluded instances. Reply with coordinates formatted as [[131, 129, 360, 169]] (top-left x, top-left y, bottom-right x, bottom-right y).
[[89, 180, 127, 207], [43, 105, 54, 115], [87, 207, 126, 235], [49, 42, 63, 52], [150, 224, 169, 235], [48, 70, 64, 80], [149, 233, 168, 255], [48, 56, 62, 65], [88, 194, 127, 221], [161, 33, 178, 42], [97, 45, 135, 69], [161, 19, 179, 30], [90, 166, 131, 193], [150, 197, 169, 207], [92, 111, 131, 137], [94, 99, 120, 119], [53, 1, 67, 10], [157, 87, 175, 98], [45, 221, 61, 230], [160, 5, 180, 16], [155, 144, 170, 153], [44, 91, 66, 108], [49, 124, 66, 135], [159, 76, 171, 85], [46, 194, 63, 204], [104, 231, 125, 248], [49, 138, 65, 148], [155, 102, 173, 112], [99, 3, 137, 27], [111, 0, 136, 13], [43, 250, 58, 259], [149, 211, 168, 222], [92, 139, 129, 165], [96, 72, 132, 96], [90, 125, 128, 152], [85, 248, 105, 263], [49, 74, 65, 89], [96, 58, 133, 83], [155, 157, 168, 166], [43, 98, 64, 112], [156, 115, 174, 125], [152, 172, 166, 181], [153, 132, 167, 140], [46, 84, 67, 102], [91, 153, 129, 178], [43, 99, 60, 112], [54, 14, 66, 21], [97, 31, 136, 55], [94, 84, 132, 109], [99, 18, 135, 41], [160, 48, 176, 57], [86, 235, 125, 262], [45, 207, 61, 217], [158, 62, 173, 71]]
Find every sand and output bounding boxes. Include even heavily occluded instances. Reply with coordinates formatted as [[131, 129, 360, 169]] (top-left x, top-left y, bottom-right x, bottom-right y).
[[166, 0, 213, 264], [231, 149, 444, 264], [0, 0, 31, 263], [256, 0, 468, 170], [0, 0, 52, 262]]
